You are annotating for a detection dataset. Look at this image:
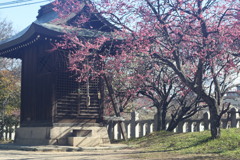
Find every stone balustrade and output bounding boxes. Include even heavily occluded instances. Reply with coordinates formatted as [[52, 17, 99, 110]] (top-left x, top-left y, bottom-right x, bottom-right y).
[[105, 108, 240, 141]]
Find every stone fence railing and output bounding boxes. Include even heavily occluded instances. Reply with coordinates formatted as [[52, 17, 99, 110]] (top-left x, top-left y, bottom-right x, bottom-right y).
[[105, 108, 240, 141], [0, 125, 17, 141]]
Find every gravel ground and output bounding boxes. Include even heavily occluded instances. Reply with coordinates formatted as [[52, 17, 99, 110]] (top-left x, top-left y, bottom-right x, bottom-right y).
[[0, 150, 138, 160], [0, 149, 233, 160]]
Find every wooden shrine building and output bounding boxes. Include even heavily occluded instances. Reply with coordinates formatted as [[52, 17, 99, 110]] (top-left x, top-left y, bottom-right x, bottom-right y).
[[0, 1, 116, 146]]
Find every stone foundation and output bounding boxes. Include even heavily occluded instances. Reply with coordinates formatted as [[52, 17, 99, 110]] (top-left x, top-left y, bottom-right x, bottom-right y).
[[15, 123, 110, 147]]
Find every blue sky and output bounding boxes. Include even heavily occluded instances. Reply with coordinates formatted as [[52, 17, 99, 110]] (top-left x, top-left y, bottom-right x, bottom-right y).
[[0, 0, 53, 32]]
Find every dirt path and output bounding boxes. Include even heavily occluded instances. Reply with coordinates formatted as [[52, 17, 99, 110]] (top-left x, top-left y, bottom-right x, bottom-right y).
[[0, 149, 233, 160]]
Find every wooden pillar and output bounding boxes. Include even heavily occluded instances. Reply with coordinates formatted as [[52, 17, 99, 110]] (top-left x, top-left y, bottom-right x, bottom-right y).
[[99, 77, 105, 122]]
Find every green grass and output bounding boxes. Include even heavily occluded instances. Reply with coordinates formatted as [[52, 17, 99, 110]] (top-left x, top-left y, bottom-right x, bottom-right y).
[[126, 128, 240, 159]]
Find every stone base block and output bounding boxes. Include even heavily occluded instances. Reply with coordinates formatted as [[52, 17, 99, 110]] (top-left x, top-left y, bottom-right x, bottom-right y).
[[68, 137, 101, 147], [15, 138, 51, 146], [14, 123, 110, 146], [15, 127, 51, 145]]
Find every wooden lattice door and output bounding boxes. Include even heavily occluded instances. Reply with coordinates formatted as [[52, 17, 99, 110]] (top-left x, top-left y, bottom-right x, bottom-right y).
[[54, 53, 101, 122]]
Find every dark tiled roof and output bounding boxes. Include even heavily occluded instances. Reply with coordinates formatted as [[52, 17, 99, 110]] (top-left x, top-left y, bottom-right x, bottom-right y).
[[0, 0, 119, 58]]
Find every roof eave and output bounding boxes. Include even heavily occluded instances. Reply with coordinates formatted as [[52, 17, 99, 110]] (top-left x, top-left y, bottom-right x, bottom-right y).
[[0, 23, 63, 58]]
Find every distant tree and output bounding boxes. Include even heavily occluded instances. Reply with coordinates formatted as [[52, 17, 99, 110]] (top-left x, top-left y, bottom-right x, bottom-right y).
[[0, 67, 20, 140], [0, 18, 13, 41], [0, 17, 20, 140]]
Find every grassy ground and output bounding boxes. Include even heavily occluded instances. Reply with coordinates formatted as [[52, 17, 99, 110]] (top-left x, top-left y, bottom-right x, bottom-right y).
[[126, 128, 240, 159]]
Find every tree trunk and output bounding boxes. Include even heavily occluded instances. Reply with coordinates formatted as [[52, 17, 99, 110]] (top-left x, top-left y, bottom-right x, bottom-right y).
[[161, 105, 167, 130], [103, 74, 128, 141], [209, 105, 221, 139], [167, 121, 178, 132], [156, 106, 161, 131]]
